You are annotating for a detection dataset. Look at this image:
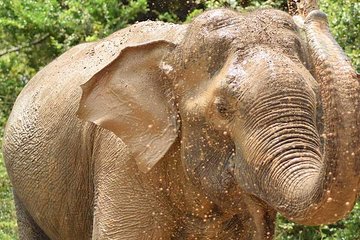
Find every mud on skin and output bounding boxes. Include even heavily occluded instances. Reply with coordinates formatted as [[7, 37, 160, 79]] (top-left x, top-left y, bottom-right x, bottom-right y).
[[2, 0, 359, 239]]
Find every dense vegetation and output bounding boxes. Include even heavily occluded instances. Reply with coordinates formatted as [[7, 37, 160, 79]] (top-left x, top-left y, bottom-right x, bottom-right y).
[[0, 0, 359, 239]]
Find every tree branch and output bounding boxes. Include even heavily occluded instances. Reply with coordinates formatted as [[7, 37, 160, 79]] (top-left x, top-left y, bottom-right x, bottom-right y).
[[0, 33, 50, 57]]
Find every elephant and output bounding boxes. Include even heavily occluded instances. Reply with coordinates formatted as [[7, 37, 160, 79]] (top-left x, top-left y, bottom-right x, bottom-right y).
[[2, 0, 360, 239]]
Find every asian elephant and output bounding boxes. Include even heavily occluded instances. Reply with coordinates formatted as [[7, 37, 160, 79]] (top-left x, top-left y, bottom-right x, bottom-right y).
[[2, 0, 360, 239]]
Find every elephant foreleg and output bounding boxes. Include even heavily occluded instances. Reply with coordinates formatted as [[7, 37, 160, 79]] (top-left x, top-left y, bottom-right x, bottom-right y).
[[91, 129, 177, 239], [13, 193, 50, 240]]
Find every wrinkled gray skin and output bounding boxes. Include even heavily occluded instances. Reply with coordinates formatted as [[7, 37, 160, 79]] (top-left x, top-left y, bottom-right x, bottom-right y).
[[3, 6, 360, 240]]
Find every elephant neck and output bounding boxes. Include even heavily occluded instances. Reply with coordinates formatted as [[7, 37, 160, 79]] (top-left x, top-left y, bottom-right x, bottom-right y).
[[179, 123, 241, 206], [163, 138, 277, 239], [163, 136, 221, 217]]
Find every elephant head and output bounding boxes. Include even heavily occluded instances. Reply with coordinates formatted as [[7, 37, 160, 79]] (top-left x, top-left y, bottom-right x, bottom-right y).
[[77, 3, 360, 226]]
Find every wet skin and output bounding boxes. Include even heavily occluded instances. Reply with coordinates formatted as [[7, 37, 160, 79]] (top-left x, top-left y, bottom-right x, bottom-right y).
[[3, 3, 360, 240]]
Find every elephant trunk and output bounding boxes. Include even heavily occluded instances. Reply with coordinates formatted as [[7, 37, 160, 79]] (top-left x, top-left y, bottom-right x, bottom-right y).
[[234, 11, 360, 225], [234, 85, 326, 224], [291, 11, 360, 225]]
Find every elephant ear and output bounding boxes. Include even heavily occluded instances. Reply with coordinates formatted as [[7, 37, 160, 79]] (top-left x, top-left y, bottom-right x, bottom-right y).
[[77, 23, 186, 173]]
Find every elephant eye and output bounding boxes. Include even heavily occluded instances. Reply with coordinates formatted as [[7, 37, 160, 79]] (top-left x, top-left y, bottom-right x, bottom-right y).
[[217, 102, 228, 114], [214, 97, 232, 119]]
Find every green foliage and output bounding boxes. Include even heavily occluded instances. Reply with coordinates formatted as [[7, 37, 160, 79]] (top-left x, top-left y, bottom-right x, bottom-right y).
[[0, 152, 17, 239], [276, 203, 360, 239], [0, 0, 359, 239], [320, 0, 360, 72]]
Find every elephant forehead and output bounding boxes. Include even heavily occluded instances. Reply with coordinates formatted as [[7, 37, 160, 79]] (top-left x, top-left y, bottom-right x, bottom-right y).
[[178, 9, 302, 64], [189, 9, 296, 40]]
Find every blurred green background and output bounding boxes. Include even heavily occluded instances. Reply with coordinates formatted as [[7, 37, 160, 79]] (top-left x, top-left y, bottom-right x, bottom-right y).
[[0, 0, 359, 239]]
